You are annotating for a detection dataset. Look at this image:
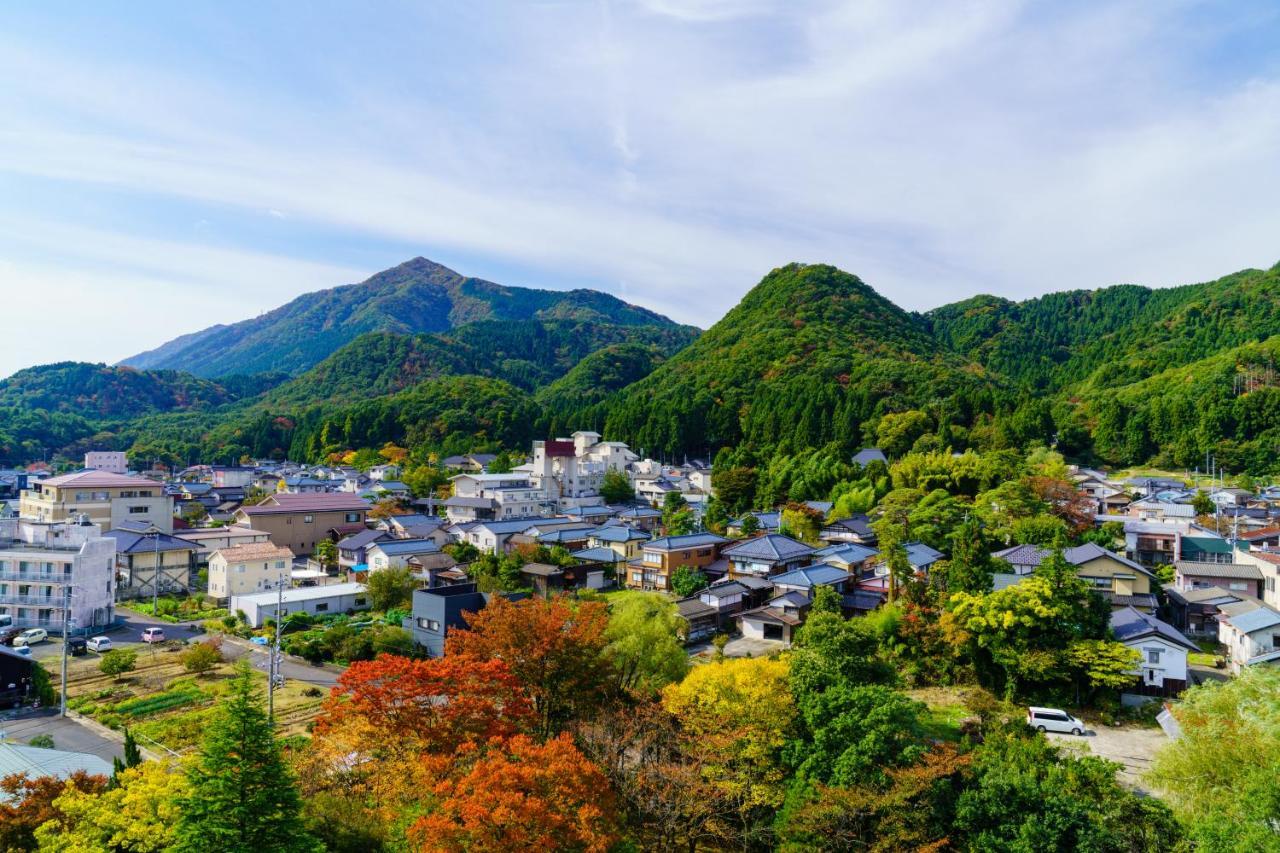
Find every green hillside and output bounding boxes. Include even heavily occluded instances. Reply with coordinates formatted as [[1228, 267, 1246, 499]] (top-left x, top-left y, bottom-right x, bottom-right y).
[[122, 257, 693, 377], [601, 263, 1001, 458]]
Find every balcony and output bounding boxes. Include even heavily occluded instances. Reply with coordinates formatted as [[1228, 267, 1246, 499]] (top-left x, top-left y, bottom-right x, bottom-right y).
[[0, 571, 71, 583], [0, 594, 64, 607]]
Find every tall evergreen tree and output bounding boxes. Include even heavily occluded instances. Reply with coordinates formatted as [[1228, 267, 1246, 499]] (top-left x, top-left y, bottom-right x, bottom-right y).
[[945, 516, 995, 595], [173, 662, 318, 853]]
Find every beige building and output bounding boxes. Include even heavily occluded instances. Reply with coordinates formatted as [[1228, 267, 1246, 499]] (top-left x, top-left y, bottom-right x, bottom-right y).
[[20, 471, 173, 534], [207, 543, 294, 601], [232, 494, 368, 555], [174, 527, 271, 564]]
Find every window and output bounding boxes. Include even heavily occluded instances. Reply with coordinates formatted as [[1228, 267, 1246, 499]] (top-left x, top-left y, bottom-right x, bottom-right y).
[[346, 512, 360, 523], [128, 506, 148, 514], [303, 515, 314, 524], [1229, 582, 1248, 591], [274, 561, 286, 569], [1146, 648, 1162, 664], [354, 597, 366, 606], [314, 603, 329, 612], [236, 565, 246, 574]]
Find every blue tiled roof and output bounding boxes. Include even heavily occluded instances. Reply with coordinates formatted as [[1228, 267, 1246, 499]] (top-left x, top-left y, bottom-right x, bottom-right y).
[[814, 543, 879, 564], [723, 533, 814, 562], [644, 533, 727, 550], [570, 547, 623, 563], [772, 563, 850, 588], [1110, 606, 1198, 650], [592, 526, 651, 543], [370, 538, 440, 556]]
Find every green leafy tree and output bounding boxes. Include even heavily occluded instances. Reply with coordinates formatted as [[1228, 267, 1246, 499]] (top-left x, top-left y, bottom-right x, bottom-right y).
[[809, 584, 843, 616], [712, 466, 758, 515], [98, 648, 137, 682], [604, 593, 689, 694], [944, 515, 994, 595], [670, 566, 710, 598], [738, 514, 761, 537], [173, 663, 318, 853], [1192, 489, 1215, 516], [313, 539, 337, 571], [488, 450, 514, 474], [779, 502, 823, 545], [791, 684, 927, 788], [599, 469, 635, 503], [181, 639, 224, 675], [364, 565, 418, 611], [876, 410, 931, 458]]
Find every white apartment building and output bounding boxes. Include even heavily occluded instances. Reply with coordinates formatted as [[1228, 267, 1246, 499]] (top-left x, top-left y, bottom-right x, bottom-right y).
[[445, 474, 549, 522], [0, 518, 116, 634], [530, 431, 637, 510], [83, 451, 128, 474]]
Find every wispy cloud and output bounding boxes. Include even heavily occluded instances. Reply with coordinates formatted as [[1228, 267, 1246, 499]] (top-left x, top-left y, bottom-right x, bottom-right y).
[[0, 1, 1278, 378]]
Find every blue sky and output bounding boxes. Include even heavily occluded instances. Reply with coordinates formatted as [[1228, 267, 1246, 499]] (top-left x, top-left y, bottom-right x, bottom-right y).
[[3, 1, 1280, 377]]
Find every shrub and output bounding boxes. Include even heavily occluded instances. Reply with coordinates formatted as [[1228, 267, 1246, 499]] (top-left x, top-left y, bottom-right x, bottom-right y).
[[98, 649, 137, 681], [28, 734, 54, 749], [181, 640, 223, 674]]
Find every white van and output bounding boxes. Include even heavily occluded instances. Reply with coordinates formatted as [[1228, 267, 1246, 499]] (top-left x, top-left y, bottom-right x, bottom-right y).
[[1027, 707, 1085, 735]]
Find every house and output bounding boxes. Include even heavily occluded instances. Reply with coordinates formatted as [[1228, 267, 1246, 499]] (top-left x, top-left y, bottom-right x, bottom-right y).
[[1124, 520, 1189, 566], [169, 526, 271, 564], [232, 493, 368, 555], [19, 470, 174, 534], [588, 525, 650, 562], [519, 561, 604, 596], [103, 527, 199, 599], [1162, 585, 1257, 638], [991, 542, 1161, 611], [1127, 500, 1197, 523], [454, 517, 557, 554], [904, 542, 945, 572], [371, 481, 411, 499], [1216, 599, 1280, 674], [696, 579, 764, 624], [1208, 487, 1254, 508], [740, 591, 810, 644], [367, 463, 402, 482], [615, 505, 662, 532], [1173, 560, 1263, 599], [624, 533, 728, 591], [280, 476, 331, 494], [811, 543, 880, 573], [769, 563, 851, 599], [0, 741, 114, 789], [207, 543, 294, 602], [440, 455, 497, 473], [1238, 526, 1280, 549], [819, 515, 876, 546], [83, 451, 128, 475], [0, 518, 116, 635], [0, 646, 40, 707], [1237, 548, 1280, 609], [404, 582, 523, 656], [563, 504, 615, 526], [722, 534, 814, 579], [231, 582, 370, 628], [210, 466, 255, 488], [726, 512, 781, 537], [1110, 606, 1199, 697], [365, 538, 452, 573], [852, 447, 888, 466], [676, 597, 719, 643], [336, 528, 392, 571], [1126, 477, 1188, 498]]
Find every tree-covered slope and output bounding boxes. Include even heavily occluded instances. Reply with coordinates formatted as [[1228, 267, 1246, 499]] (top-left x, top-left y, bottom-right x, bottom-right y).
[[122, 257, 693, 377], [600, 264, 1000, 458], [924, 263, 1280, 391]]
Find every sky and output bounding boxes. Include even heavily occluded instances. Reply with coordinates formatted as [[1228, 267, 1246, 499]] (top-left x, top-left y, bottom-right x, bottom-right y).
[[2, 0, 1280, 378]]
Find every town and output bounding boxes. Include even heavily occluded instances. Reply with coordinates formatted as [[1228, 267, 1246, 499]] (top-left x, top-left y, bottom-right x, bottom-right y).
[[0, 429, 1274, 850]]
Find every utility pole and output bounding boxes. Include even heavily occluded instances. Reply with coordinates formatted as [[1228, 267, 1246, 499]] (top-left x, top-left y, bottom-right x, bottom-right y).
[[267, 574, 284, 724], [59, 585, 71, 717], [150, 530, 161, 616]]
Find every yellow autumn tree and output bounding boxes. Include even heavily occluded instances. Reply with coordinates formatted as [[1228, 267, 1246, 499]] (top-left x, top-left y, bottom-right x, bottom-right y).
[[662, 655, 796, 830], [36, 761, 188, 853]]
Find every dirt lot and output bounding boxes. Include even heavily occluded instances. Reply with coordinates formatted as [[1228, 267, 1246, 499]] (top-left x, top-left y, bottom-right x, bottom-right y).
[[1047, 724, 1169, 791]]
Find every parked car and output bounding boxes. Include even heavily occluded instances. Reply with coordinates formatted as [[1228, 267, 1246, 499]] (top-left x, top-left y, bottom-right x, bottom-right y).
[[1027, 706, 1085, 735], [0, 627, 22, 647], [13, 628, 48, 647], [66, 637, 87, 656], [141, 627, 165, 644], [86, 636, 113, 653]]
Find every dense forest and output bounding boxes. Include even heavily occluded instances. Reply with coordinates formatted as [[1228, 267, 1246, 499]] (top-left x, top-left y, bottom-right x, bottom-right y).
[[4, 258, 1280, 476]]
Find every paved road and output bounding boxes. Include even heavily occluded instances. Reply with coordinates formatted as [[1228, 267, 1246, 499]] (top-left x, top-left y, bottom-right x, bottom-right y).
[[1047, 724, 1169, 791], [220, 638, 342, 687], [0, 709, 123, 764]]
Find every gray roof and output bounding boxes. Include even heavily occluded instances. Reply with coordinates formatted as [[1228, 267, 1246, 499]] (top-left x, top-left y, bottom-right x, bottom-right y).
[[570, 547, 624, 563], [593, 525, 652, 544], [644, 532, 727, 550], [702, 581, 750, 598], [0, 743, 113, 793], [1223, 605, 1280, 634], [1110, 606, 1199, 651], [104, 529, 198, 554], [337, 528, 386, 550], [1174, 561, 1262, 581], [852, 447, 888, 466], [723, 533, 813, 562], [905, 542, 944, 567], [443, 496, 496, 509], [369, 538, 440, 557], [813, 543, 879, 564], [772, 563, 850, 588]]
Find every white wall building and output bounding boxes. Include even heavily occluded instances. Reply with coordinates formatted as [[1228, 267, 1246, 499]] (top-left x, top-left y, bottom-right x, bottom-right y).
[[231, 582, 370, 627], [0, 518, 116, 634], [529, 431, 636, 510], [446, 474, 548, 522], [83, 451, 128, 475]]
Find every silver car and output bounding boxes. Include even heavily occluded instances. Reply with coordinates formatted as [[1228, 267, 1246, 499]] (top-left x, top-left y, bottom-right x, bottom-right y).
[[1028, 706, 1085, 735]]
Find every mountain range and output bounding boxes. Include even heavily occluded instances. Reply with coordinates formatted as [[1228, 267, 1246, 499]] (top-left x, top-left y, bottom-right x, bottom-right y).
[[3, 256, 1280, 475]]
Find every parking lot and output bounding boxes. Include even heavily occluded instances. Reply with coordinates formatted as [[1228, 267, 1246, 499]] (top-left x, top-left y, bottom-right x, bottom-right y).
[[0, 710, 124, 764], [1047, 724, 1170, 791]]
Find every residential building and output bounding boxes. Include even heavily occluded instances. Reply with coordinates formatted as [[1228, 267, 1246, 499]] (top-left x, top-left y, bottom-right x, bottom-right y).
[[210, 467, 255, 488], [207, 543, 294, 601], [103, 526, 199, 599], [726, 512, 781, 537], [0, 518, 116, 634], [819, 515, 876, 546], [811, 543, 880, 573], [588, 525, 650, 562], [231, 582, 369, 628], [1110, 606, 1198, 697], [83, 451, 128, 474], [1216, 599, 1280, 674], [405, 582, 507, 656], [1236, 548, 1280, 609], [851, 447, 888, 466], [723, 534, 815, 579], [770, 563, 851, 599], [625, 533, 728, 591], [0, 740, 114, 784], [336, 528, 391, 571], [1173, 560, 1263, 599], [232, 493, 368, 555], [365, 538, 451, 572], [168, 526, 271, 564], [1163, 585, 1257, 638], [740, 591, 810, 644], [446, 474, 548, 522], [615, 506, 662, 531], [992, 543, 1160, 611], [1177, 535, 1234, 563], [20, 470, 174, 535], [440, 454, 497, 473]]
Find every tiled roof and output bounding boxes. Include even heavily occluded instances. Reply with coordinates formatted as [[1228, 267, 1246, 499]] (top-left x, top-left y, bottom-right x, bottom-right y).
[[1174, 561, 1262, 580], [241, 494, 368, 514], [370, 538, 440, 556], [1223, 604, 1280, 634], [570, 547, 623, 563], [38, 470, 159, 488], [337, 528, 386, 550], [1110, 605, 1199, 651], [852, 447, 888, 466], [772, 564, 850, 588], [813, 543, 879, 565], [905, 542, 944, 567], [211, 543, 294, 561], [592, 526, 652, 544], [722, 533, 813, 562], [103, 529, 198, 554]]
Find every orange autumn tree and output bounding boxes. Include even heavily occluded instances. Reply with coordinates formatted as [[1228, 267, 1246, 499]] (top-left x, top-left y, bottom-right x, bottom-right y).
[[0, 770, 108, 852], [445, 595, 613, 736], [410, 733, 619, 853], [300, 655, 534, 842]]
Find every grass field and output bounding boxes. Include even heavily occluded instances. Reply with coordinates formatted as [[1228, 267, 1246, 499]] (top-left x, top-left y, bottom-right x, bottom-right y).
[[907, 686, 982, 742], [57, 647, 326, 754]]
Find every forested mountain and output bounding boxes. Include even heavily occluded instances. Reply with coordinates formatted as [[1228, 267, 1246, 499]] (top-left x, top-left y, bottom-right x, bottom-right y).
[[122, 257, 692, 377], [600, 263, 1001, 459]]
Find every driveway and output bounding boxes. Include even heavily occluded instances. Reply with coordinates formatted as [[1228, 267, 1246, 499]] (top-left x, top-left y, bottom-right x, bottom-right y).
[[1047, 724, 1169, 791]]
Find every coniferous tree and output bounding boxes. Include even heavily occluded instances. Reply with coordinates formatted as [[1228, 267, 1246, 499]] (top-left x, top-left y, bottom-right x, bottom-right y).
[[173, 662, 318, 853]]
